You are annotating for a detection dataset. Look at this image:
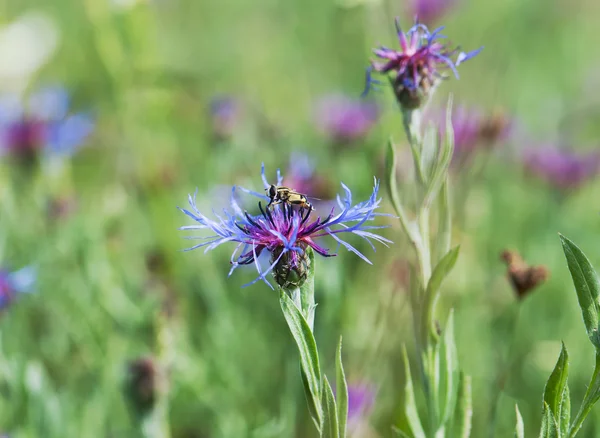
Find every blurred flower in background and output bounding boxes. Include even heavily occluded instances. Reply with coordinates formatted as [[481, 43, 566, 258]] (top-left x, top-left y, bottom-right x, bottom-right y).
[[522, 145, 600, 191], [426, 105, 512, 168], [313, 94, 379, 143], [0, 266, 36, 310], [0, 87, 94, 162], [282, 152, 334, 203], [408, 0, 457, 26], [209, 96, 243, 141], [347, 383, 375, 421]]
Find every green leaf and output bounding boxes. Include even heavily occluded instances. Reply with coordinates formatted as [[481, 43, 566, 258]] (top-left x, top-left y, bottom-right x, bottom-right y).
[[422, 95, 454, 209], [540, 402, 559, 438], [439, 311, 459, 425], [515, 405, 525, 438], [434, 181, 451, 265], [451, 372, 472, 438], [336, 337, 348, 438], [279, 289, 322, 426], [543, 342, 569, 436], [421, 122, 438, 182], [402, 346, 426, 438], [559, 234, 600, 349], [422, 246, 460, 342], [321, 376, 339, 438], [298, 248, 316, 328]]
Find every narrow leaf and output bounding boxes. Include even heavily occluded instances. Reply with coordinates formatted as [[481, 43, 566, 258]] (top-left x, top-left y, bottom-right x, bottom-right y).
[[451, 372, 472, 438], [336, 337, 348, 438], [439, 311, 459, 425], [542, 342, 569, 435], [280, 289, 321, 424], [515, 405, 524, 438], [539, 402, 559, 438], [422, 246, 460, 342], [421, 122, 438, 181], [560, 381, 570, 438], [434, 181, 451, 264], [427, 246, 460, 300], [560, 234, 600, 349], [321, 376, 340, 438], [402, 346, 426, 438]]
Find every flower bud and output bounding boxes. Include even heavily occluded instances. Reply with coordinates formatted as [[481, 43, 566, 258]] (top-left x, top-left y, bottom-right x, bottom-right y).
[[271, 243, 312, 289]]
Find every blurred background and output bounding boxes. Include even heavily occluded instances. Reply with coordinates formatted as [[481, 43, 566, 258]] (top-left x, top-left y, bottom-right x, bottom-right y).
[[1, 0, 600, 436]]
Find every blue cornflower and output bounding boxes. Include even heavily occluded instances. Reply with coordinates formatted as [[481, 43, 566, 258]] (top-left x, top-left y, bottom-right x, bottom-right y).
[[0, 266, 36, 310], [0, 86, 94, 160], [179, 165, 391, 289], [364, 18, 482, 109]]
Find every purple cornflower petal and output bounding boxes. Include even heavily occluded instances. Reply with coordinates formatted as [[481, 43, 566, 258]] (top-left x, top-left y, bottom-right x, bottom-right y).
[[0, 86, 93, 159], [314, 94, 380, 142], [364, 18, 482, 109], [179, 166, 391, 288], [522, 146, 600, 190], [0, 266, 36, 310]]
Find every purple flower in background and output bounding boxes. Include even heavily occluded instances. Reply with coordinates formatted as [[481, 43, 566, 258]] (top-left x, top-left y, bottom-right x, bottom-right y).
[[408, 0, 457, 26], [209, 96, 242, 140], [347, 383, 375, 422], [314, 95, 379, 142], [0, 266, 36, 310], [364, 18, 482, 109], [523, 146, 600, 190], [427, 106, 512, 167], [282, 152, 334, 203], [179, 165, 390, 289], [0, 87, 94, 160]]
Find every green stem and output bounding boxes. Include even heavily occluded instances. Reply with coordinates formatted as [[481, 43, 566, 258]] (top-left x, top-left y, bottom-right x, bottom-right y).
[[568, 352, 600, 437], [142, 311, 172, 438]]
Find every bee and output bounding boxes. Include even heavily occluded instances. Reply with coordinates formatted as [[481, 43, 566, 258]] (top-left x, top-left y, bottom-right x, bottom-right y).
[[265, 184, 315, 211]]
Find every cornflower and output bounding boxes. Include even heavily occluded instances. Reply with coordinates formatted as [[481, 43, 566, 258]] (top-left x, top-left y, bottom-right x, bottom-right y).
[[0, 266, 36, 310], [179, 165, 390, 289], [364, 18, 482, 110], [0, 87, 93, 161]]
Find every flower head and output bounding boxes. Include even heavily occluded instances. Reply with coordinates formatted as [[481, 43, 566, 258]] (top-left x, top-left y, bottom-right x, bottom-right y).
[[0, 87, 94, 161], [0, 266, 36, 310], [522, 146, 600, 190], [364, 18, 482, 110], [314, 94, 379, 142], [179, 165, 390, 289]]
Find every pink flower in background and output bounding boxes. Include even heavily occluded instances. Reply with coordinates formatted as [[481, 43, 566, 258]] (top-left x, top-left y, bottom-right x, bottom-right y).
[[523, 146, 600, 190], [314, 95, 379, 142]]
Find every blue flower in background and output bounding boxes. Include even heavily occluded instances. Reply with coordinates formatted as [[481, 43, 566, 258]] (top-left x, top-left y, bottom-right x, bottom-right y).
[[0, 266, 36, 310], [0, 86, 94, 159], [179, 165, 391, 288]]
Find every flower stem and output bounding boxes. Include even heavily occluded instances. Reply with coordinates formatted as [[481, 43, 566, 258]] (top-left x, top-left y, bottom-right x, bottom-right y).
[[568, 352, 600, 437]]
